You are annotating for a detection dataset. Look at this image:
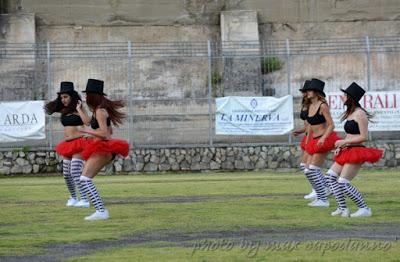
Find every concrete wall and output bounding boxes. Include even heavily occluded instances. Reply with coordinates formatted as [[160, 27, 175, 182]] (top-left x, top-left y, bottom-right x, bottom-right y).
[[17, 0, 400, 26], [0, 13, 35, 43], [36, 25, 219, 43], [0, 13, 38, 101], [221, 10, 261, 96], [260, 20, 400, 40]]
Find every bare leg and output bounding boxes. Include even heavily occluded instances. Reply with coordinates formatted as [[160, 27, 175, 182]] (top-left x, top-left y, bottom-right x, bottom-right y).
[[340, 164, 362, 181], [82, 154, 113, 179], [308, 152, 328, 167]]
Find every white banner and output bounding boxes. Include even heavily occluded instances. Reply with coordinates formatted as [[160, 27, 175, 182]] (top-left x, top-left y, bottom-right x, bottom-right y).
[[327, 91, 400, 131], [216, 96, 294, 135], [0, 101, 46, 142]]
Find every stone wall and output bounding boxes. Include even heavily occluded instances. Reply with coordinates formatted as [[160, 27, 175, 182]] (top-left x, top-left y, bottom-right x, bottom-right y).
[[0, 142, 396, 175]]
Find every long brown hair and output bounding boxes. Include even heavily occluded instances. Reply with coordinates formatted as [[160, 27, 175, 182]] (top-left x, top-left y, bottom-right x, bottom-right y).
[[301, 94, 310, 111], [86, 93, 125, 127], [315, 92, 327, 105], [44, 91, 81, 116], [340, 96, 373, 122]]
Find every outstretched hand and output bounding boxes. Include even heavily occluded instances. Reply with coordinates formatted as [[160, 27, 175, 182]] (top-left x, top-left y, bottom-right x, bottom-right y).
[[335, 139, 346, 148], [292, 129, 303, 137]]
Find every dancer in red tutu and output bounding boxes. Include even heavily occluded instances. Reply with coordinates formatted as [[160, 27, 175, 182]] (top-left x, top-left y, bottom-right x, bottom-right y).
[[292, 80, 316, 199], [45, 82, 90, 208], [326, 83, 383, 217], [77, 79, 129, 221], [304, 79, 339, 207]]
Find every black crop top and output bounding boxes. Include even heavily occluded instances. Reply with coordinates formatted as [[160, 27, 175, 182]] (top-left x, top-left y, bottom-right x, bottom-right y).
[[306, 103, 326, 125], [300, 109, 308, 121], [90, 116, 111, 130], [61, 114, 83, 126], [344, 120, 360, 134]]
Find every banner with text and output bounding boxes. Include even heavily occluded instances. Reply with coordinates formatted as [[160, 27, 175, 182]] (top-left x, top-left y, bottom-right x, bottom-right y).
[[327, 91, 400, 131], [216, 96, 294, 135], [0, 101, 46, 142]]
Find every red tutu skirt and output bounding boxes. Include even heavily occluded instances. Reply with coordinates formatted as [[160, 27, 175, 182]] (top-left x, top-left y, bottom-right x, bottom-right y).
[[305, 132, 340, 155], [55, 137, 87, 158], [81, 138, 129, 160], [334, 146, 383, 165], [300, 134, 307, 151]]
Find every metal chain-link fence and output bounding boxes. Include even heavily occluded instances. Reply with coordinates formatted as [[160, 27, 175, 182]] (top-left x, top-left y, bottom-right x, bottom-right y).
[[0, 36, 399, 150]]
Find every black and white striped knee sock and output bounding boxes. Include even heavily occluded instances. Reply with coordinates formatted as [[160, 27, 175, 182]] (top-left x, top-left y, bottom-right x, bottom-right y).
[[306, 165, 327, 201], [303, 167, 315, 191], [323, 174, 329, 189], [79, 176, 105, 212], [304, 167, 316, 189], [299, 162, 306, 172], [328, 171, 347, 209], [71, 158, 87, 201], [340, 177, 367, 208], [62, 159, 76, 199]]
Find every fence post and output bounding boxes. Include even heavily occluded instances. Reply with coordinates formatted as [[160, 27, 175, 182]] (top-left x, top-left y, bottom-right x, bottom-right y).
[[46, 42, 54, 150], [127, 41, 133, 148], [365, 36, 372, 141], [207, 40, 214, 146], [286, 39, 292, 144]]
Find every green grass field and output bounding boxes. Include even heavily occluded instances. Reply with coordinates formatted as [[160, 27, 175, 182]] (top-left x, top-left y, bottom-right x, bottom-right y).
[[0, 170, 399, 261]]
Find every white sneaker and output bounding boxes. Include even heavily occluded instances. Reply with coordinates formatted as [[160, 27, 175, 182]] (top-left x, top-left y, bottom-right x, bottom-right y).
[[84, 209, 109, 221], [66, 198, 78, 207], [331, 208, 350, 217], [74, 199, 90, 208], [304, 189, 317, 200], [308, 199, 330, 207], [350, 207, 372, 218]]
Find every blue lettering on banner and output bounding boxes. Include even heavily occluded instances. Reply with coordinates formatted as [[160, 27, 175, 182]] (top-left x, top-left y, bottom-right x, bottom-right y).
[[220, 114, 280, 122], [215, 96, 294, 135]]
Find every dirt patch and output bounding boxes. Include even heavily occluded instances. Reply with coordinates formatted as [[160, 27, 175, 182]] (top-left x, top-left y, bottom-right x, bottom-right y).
[[107, 193, 303, 205], [3, 223, 399, 261], [0, 193, 303, 207]]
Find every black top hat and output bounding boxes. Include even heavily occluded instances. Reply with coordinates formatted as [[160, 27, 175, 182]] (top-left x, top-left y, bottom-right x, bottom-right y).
[[299, 80, 311, 92], [57, 81, 75, 94], [341, 82, 365, 105], [305, 78, 326, 97], [83, 79, 107, 96]]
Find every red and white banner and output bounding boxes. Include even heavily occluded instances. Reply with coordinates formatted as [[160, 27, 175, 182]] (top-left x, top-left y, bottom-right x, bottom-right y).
[[327, 91, 400, 131], [0, 101, 46, 142]]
